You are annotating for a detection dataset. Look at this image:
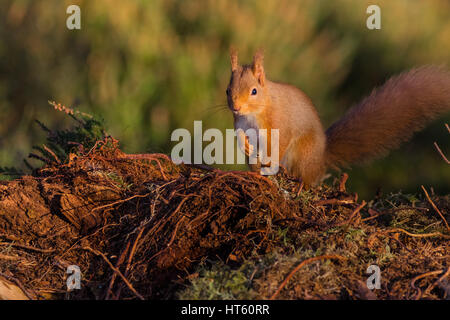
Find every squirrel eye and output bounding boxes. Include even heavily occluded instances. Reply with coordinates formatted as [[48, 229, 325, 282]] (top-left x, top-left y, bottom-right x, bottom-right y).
[[251, 88, 257, 95], [226, 88, 230, 96]]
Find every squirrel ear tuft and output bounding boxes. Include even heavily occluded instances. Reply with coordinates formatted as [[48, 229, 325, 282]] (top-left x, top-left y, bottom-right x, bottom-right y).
[[230, 47, 239, 71], [252, 50, 265, 86]]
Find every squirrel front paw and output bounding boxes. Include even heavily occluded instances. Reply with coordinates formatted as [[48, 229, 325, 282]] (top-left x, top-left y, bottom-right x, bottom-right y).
[[245, 138, 256, 156], [237, 131, 254, 156]]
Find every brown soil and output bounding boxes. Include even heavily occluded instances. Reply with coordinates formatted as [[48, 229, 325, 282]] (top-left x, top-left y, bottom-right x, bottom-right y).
[[0, 137, 448, 300]]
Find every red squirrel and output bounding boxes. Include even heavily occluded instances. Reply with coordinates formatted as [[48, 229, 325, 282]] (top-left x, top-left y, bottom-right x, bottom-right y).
[[226, 49, 450, 186]]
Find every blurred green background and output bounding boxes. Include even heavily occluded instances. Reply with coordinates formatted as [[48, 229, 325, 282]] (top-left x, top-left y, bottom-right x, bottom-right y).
[[0, 0, 449, 199]]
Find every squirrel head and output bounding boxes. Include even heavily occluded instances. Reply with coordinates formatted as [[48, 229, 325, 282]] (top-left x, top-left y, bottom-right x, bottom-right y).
[[227, 49, 267, 115]]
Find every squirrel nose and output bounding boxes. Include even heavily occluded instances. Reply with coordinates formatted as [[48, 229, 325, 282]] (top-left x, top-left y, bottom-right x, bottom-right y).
[[233, 104, 241, 112]]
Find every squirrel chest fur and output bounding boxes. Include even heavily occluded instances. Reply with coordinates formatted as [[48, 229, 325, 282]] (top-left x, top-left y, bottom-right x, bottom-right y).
[[226, 49, 450, 186]]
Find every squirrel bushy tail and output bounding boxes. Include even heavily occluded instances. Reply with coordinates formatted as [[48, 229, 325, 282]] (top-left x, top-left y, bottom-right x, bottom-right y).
[[325, 66, 450, 168]]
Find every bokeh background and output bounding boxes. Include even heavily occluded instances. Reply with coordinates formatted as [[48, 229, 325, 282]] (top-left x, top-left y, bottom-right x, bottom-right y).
[[1, 0, 449, 199]]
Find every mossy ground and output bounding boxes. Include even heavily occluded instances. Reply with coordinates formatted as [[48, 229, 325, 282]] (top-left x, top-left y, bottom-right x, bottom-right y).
[[0, 108, 448, 300], [176, 186, 449, 300]]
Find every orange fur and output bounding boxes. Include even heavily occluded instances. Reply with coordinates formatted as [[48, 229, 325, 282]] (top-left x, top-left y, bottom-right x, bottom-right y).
[[227, 50, 450, 186]]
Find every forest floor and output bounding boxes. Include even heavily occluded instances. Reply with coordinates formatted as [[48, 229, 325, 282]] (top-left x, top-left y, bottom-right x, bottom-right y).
[[0, 135, 449, 300]]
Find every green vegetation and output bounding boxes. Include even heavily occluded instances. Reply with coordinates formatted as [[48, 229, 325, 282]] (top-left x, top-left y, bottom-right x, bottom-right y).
[[0, 0, 449, 198], [0, 101, 106, 178], [177, 261, 259, 300]]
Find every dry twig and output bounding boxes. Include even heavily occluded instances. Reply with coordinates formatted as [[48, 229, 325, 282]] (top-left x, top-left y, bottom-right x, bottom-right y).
[[270, 255, 347, 300], [411, 269, 444, 300], [421, 185, 450, 232], [82, 247, 145, 300]]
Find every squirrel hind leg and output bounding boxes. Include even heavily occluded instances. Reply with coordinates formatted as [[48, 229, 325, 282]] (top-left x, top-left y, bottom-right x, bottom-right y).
[[281, 132, 326, 187]]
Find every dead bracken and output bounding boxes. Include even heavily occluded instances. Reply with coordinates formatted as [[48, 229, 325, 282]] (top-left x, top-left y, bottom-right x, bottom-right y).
[[0, 137, 449, 300]]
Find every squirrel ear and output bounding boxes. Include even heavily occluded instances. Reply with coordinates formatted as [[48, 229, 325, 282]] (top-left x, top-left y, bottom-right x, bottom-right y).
[[252, 50, 265, 86], [230, 47, 239, 72]]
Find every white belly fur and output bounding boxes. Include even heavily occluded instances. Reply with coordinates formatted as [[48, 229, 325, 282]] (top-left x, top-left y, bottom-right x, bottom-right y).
[[234, 114, 260, 156]]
